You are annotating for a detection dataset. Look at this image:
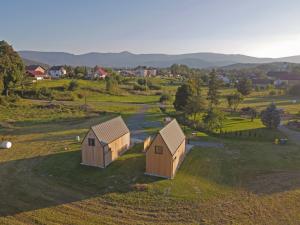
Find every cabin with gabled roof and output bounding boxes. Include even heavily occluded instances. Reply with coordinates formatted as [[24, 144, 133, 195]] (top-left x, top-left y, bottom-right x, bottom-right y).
[[145, 119, 186, 179], [81, 116, 130, 168]]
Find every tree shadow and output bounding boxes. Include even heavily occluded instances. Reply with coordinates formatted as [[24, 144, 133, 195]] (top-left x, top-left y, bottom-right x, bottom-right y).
[[0, 146, 159, 217]]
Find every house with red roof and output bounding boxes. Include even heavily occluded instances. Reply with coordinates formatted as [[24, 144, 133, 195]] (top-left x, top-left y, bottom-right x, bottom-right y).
[[25, 65, 48, 80], [87, 67, 108, 79]]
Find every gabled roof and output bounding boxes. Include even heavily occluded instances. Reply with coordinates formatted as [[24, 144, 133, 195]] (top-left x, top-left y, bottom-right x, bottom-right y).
[[159, 119, 185, 155], [26, 65, 45, 71], [252, 79, 272, 85], [49, 66, 65, 71], [267, 71, 300, 80], [91, 116, 129, 145], [95, 67, 107, 76]]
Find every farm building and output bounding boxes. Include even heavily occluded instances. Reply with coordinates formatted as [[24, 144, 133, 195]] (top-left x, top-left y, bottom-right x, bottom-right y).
[[145, 119, 186, 179], [81, 116, 130, 168]]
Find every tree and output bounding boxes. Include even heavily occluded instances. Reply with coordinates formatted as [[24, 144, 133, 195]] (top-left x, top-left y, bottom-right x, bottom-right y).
[[0, 41, 25, 96], [188, 72, 203, 97], [185, 96, 206, 123], [261, 103, 281, 129], [170, 64, 190, 77], [203, 108, 225, 132], [237, 78, 252, 96], [226, 92, 243, 112], [105, 76, 119, 94], [207, 70, 221, 107], [173, 83, 193, 111]]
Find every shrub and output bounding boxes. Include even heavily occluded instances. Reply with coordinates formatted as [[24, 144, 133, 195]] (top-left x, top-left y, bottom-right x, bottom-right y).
[[133, 83, 147, 91], [159, 93, 172, 103], [137, 78, 147, 86], [0, 96, 8, 106], [289, 84, 300, 96], [68, 80, 79, 91], [148, 83, 161, 90], [269, 90, 276, 96]]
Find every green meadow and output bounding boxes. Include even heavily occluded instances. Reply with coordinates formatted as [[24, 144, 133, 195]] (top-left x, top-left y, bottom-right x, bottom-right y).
[[1, 79, 300, 224]]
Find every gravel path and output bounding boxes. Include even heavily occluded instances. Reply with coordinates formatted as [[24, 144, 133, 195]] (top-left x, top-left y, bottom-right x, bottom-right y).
[[279, 125, 300, 146], [126, 105, 161, 141]]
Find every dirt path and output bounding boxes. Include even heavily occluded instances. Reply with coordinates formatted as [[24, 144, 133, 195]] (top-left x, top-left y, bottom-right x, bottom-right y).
[[126, 104, 161, 141], [279, 125, 300, 146]]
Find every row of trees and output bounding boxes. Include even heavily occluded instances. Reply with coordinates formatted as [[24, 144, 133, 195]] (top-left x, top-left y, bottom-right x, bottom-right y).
[[173, 70, 225, 132], [173, 69, 281, 132]]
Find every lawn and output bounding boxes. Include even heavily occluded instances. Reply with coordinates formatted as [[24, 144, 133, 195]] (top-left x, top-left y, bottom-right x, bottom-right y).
[[1, 81, 300, 224], [1, 103, 300, 224]]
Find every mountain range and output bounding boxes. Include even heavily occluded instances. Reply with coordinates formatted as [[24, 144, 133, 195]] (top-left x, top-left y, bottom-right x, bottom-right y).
[[19, 51, 300, 69]]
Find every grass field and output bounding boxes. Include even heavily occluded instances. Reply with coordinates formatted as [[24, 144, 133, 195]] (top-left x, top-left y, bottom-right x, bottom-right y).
[[1, 79, 300, 224]]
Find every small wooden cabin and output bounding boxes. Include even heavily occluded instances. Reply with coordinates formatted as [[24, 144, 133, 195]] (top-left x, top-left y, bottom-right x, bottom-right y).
[[145, 119, 186, 179], [81, 116, 130, 168]]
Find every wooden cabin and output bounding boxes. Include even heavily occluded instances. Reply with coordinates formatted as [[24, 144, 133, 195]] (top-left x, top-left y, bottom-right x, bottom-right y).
[[81, 116, 130, 168], [145, 119, 186, 179]]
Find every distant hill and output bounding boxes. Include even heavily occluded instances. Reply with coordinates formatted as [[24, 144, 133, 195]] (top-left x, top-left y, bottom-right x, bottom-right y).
[[22, 57, 49, 69], [18, 50, 300, 68]]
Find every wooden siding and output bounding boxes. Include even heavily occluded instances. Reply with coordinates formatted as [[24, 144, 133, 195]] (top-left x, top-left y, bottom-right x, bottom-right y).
[[81, 130, 104, 167], [105, 133, 130, 167], [145, 134, 173, 178], [171, 139, 186, 177]]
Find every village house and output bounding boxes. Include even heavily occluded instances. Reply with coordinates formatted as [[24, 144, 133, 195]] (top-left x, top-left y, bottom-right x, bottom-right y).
[[145, 119, 186, 179], [252, 79, 272, 89], [268, 71, 300, 87], [135, 66, 157, 77], [87, 67, 108, 79], [81, 116, 130, 168], [25, 65, 48, 80], [48, 66, 67, 78]]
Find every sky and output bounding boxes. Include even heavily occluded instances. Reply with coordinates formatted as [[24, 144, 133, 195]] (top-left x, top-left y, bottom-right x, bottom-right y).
[[1, 0, 300, 58]]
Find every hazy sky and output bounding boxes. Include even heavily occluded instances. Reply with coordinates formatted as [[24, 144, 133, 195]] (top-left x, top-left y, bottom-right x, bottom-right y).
[[1, 0, 300, 57]]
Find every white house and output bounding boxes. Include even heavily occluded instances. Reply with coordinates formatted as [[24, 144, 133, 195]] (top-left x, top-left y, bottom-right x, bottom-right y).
[[48, 66, 67, 78]]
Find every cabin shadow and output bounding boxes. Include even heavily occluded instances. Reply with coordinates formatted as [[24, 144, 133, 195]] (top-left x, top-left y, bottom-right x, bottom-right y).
[[0, 147, 158, 217]]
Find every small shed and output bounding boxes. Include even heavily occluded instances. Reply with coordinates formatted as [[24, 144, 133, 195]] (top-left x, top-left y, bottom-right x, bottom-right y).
[[145, 119, 186, 179], [81, 116, 130, 168]]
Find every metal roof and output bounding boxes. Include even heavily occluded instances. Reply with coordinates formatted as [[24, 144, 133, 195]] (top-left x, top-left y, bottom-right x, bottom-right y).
[[159, 119, 185, 155], [91, 116, 129, 145]]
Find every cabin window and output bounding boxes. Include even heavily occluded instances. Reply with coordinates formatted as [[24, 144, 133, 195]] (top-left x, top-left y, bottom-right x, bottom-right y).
[[155, 146, 163, 154], [88, 138, 95, 146]]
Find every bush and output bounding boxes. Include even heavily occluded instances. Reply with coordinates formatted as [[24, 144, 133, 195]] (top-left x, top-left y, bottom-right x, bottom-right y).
[[289, 84, 300, 96], [137, 78, 147, 86], [0, 96, 8, 106], [148, 83, 161, 90], [269, 90, 276, 96], [133, 83, 147, 91], [68, 80, 79, 91], [37, 87, 53, 100], [159, 93, 172, 103]]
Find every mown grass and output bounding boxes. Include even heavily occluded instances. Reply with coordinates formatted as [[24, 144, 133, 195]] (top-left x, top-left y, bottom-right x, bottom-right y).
[[1, 104, 300, 224], [1, 81, 300, 224]]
